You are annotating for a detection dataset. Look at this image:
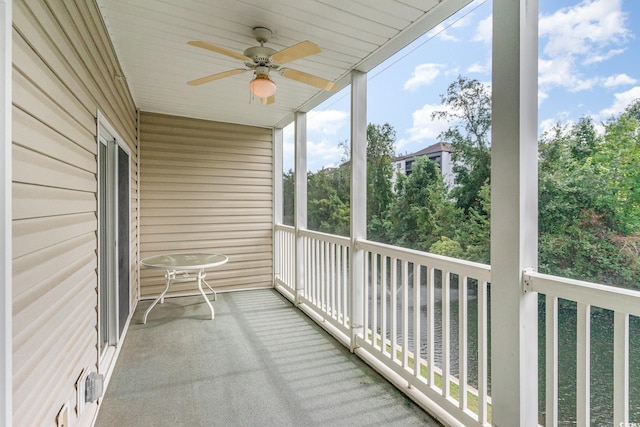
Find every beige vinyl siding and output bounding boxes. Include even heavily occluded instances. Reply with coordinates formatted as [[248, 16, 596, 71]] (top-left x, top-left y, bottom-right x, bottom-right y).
[[12, 1, 137, 427], [140, 112, 273, 297]]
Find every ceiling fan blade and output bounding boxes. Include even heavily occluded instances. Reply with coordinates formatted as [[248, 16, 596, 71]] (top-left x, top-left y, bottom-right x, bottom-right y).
[[261, 95, 275, 105], [270, 41, 321, 64], [280, 68, 337, 91], [187, 69, 247, 86], [188, 40, 251, 62]]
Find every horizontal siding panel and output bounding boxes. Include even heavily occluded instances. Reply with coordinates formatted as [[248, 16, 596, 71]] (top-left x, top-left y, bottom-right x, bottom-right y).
[[13, 29, 95, 134], [140, 199, 270, 209], [12, 106, 95, 172], [142, 222, 269, 235], [13, 213, 96, 258], [13, 144, 95, 191], [12, 2, 97, 132], [12, 1, 138, 426], [141, 190, 272, 201], [140, 112, 273, 294], [141, 173, 270, 187], [13, 255, 96, 352], [13, 70, 95, 146], [142, 134, 273, 151], [141, 117, 273, 139], [14, 277, 96, 425], [48, 0, 134, 138], [141, 229, 271, 243], [141, 238, 272, 252], [141, 182, 272, 194], [13, 182, 95, 220], [142, 215, 273, 226], [13, 235, 96, 313], [141, 158, 272, 174], [141, 207, 272, 217]]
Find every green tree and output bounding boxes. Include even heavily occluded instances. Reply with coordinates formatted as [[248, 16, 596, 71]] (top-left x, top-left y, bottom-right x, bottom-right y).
[[282, 169, 294, 226], [307, 169, 350, 236], [366, 123, 396, 242], [432, 75, 492, 213], [388, 157, 458, 251], [538, 112, 639, 289]]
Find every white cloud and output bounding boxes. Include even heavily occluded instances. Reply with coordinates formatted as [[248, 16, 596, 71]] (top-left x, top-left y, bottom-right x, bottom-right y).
[[403, 63, 444, 91], [466, 55, 491, 75], [603, 73, 637, 88], [598, 86, 640, 119], [538, 90, 549, 106], [405, 103, 454, 143], [429, 23, 459, 42], [306, 139, 344, 170], [583, 48, 625, 65], [472, 15, 492, 43], [539, 0, 628, 58], [307, 110, 348, 135], [538, 0, 631, 94]]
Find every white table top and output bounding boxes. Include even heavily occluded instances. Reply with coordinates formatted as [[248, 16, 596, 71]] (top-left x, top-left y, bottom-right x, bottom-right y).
[[140, 253, 228, 270]]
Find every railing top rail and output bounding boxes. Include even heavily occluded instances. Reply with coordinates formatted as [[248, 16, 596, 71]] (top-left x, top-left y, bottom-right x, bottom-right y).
[[356, 238, 491, 283], [298, 228, 351, 246], [525, 270, 640, 316], [274, 223, 295, 232]]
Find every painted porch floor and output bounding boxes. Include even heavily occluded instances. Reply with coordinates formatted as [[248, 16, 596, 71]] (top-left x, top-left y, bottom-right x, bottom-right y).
[[95, 288, 442, 427]]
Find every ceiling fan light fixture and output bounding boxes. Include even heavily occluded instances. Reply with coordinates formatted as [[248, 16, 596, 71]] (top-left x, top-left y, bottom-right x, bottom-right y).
[[249, 74, 276, 98]]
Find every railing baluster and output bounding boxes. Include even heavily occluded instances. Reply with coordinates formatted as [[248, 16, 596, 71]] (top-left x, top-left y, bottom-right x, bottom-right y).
[[442, 271, 450, 397], [478, 280, 487, 425], [343, 245, 348, 327], [330, 243, 336, 319], [427, 266, 435, 386], [413, 264, 421, 379], [402, 260, 409, 369], [576, 303, 591, 427], [381, 255, 388, 356], [315, 238, 320, 305], [391, 257, 398, 363], [613, 311, 629, 425], [459, 276, 468, 410], [364, 250, 370, 343], [546, 295, 558, 427], [372, 252, 379, 350]]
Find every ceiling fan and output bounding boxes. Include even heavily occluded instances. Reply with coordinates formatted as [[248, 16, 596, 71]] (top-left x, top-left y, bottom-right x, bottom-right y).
[[187, 27, 338, 104]]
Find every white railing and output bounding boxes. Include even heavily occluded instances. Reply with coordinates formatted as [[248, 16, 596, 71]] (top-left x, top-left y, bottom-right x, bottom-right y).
[[357, 239, 492, 427], [524, 270, 640, 427], [298, 229, 351, 335], [274, 224, 295, 296], [274, 225, 638, 427]]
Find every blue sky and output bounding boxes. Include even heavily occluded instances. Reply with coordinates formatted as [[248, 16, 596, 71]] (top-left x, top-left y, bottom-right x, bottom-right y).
[[283, 0, 640, 172]]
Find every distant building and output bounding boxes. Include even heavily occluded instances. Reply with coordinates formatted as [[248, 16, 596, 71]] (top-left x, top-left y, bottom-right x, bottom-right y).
[[392, 142, 455, 188]]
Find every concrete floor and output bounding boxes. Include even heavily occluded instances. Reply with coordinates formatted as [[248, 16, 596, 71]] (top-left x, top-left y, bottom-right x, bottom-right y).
[[95, 288, 442, 427]]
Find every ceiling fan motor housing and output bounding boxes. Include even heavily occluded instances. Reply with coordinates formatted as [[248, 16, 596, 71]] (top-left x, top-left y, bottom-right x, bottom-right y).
[[243, 46, 277, 66]]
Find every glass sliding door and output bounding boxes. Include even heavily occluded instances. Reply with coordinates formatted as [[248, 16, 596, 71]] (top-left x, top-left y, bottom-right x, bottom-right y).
[[97, 114, 131, 371]]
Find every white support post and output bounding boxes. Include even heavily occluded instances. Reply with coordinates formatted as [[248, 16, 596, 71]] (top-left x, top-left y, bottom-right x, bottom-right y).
[[294, 113, 307, 305], [350, 70, 367, 350], [0, 1, 11, 426], [491, 0, 539, 425], [273, 128, 283, 288]]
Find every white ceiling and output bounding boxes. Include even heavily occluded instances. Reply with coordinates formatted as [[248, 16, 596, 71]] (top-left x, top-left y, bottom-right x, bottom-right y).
[[97, 0, 471, 129]]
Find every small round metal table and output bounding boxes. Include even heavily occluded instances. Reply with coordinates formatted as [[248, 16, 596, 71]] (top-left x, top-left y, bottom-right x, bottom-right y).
[[140, 253, 228, 323]]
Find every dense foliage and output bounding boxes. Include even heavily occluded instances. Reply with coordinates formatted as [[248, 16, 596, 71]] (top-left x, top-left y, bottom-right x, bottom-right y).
[[285, 76, 640, 290]]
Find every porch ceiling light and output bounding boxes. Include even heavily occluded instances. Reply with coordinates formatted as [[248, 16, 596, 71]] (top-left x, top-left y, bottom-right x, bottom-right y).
[[249, 73, 276, 98]]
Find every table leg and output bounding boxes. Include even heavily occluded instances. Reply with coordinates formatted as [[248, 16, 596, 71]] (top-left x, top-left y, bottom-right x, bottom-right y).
[[197, 269, 215, 319], [143, 270, 174, 324]]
